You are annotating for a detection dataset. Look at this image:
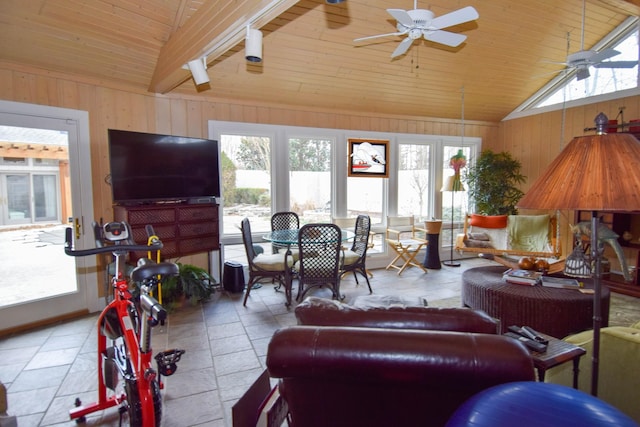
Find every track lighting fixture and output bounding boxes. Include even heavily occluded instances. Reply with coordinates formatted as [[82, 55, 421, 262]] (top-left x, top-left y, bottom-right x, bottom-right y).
[[326, 0, 346, 3], [186, 58, 209, 85], [245, 27, 263, 63]]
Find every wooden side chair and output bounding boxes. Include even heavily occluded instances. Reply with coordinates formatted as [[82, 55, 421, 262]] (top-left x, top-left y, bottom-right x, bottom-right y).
[[338, 215, 373, 293], [240, 218, 293, 307], [385, 216, 428, 275]]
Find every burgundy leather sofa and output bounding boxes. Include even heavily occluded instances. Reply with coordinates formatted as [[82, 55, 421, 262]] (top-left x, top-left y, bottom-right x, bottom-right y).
[[265, 297, 535, 427]]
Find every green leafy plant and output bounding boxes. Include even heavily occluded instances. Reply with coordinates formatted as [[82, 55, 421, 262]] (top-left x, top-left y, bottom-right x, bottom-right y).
[[160, 262, 215, 307], [464, 149, 526, 216]]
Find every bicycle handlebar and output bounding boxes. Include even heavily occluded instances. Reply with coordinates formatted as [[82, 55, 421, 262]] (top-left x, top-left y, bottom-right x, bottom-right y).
[[64, 223, 163, 257]]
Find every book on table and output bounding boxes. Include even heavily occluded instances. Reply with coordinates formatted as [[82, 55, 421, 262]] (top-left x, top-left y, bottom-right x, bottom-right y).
[[502, 268, 542, 286], [540, 276, 581, 289]]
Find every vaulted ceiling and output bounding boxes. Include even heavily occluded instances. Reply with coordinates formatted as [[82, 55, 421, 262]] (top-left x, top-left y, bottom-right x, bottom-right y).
[[1, 0, 639, 122]]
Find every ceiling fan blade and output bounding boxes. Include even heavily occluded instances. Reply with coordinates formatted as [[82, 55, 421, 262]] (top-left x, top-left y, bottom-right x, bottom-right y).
[[589, 48, 620, 63], [423, 30, 467, 47], [576, 68, 590, 81], [391, 37, 414, 58], [429, 6, 479, 30], [354, 31, 406, 43], [387, 9, 414, 28], [593, 60, 638, 69]]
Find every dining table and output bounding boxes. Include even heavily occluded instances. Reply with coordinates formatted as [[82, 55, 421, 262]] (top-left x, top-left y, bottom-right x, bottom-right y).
[[263, 228, 355, 245]]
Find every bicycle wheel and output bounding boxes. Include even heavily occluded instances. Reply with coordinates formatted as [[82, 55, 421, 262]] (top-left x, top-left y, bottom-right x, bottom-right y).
[[151, 378, 162, 426], [124, 378, 142, 427]]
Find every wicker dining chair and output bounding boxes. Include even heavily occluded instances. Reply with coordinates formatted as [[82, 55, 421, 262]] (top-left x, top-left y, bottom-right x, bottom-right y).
[[240, 218, 293, 307], [270, 211, 300, 256], [294, 223, 343, 302], [339, 215, 373, 293]]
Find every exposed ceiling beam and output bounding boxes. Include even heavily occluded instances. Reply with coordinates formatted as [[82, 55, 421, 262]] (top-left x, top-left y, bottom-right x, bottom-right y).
[[149, 0, 300, 94]]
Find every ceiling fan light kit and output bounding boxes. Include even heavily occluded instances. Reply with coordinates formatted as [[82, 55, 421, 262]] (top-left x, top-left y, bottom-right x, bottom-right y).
[[353, 1, 479, 58]]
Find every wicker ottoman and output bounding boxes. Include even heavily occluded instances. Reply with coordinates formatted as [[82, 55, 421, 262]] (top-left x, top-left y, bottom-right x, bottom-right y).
[[461, 266, 610, 339]]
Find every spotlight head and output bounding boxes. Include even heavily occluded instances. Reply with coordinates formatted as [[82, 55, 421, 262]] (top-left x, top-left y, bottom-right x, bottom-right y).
[[246, 28, 263, 63], [186, 58, 209, 85]]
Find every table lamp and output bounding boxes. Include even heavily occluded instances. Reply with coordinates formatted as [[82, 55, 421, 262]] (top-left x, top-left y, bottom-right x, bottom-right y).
[[517, 112, 640, 396]]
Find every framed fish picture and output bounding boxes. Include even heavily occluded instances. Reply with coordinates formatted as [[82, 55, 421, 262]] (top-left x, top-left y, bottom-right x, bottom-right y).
[[347, 138, 389, 178]]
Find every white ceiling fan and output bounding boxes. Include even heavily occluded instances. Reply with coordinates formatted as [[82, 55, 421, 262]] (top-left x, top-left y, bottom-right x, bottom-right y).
[[554, 0, 637, 81], [353, 1, 479, 59]]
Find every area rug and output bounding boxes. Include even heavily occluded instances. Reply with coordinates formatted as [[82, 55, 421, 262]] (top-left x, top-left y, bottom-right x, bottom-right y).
[[428, 293, 639, 328]]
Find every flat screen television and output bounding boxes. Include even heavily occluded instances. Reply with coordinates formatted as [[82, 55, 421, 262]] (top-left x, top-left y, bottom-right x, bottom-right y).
[[108, 129, 221, 205]]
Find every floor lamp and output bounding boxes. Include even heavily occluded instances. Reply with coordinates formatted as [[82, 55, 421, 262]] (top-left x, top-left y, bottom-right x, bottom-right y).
[[441, 174, 464, 267], [517, 112, 640, 396]]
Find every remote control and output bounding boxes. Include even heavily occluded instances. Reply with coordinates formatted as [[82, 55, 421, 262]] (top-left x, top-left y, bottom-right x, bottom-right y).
[[522, 326, 548, 344], [504, 332, 547, 352], [507, 325, 549, 345]]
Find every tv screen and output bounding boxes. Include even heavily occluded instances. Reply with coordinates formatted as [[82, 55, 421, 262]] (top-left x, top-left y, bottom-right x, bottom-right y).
[[108, 129, 221, 205]]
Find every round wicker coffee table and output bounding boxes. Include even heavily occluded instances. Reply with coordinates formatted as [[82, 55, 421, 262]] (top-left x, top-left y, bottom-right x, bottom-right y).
[[461, 266, 610, 339]]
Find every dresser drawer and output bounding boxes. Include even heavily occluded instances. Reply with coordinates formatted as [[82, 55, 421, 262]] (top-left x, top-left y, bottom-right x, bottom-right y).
[[131, 224, 176, 244], [126, 208, 176, 225], [179, 222, 217, 238], [178, 206, 217, 222], [179, 236, 219, 255]]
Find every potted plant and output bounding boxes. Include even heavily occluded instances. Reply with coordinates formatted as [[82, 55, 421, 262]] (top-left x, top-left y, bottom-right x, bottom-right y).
[[160, 262, 215, 308], [464, 149, 526, 215]]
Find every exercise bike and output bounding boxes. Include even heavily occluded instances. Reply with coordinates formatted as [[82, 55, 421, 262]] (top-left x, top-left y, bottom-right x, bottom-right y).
[[64, 221, 185, 426]]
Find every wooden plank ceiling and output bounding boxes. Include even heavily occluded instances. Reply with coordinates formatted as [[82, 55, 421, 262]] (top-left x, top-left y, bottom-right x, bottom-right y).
[[0, 0, 639, 122]]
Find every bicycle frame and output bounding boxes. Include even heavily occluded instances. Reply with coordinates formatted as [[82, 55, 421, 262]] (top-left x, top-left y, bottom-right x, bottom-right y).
[[66, 222, 183, 426]]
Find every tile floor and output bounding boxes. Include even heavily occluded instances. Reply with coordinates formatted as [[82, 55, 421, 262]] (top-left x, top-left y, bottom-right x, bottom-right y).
[[0, 256, 493, 426]]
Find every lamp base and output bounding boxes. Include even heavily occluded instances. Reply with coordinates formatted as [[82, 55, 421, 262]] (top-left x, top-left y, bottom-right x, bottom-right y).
[[443, 260, 461, 267]]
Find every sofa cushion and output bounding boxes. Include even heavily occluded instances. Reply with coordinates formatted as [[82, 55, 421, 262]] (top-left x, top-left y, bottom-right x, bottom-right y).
[[295, 296, 499, 334], [507, 214, 551, 252]]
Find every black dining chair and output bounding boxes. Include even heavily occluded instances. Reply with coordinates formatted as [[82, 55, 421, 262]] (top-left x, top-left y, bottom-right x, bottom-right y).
[[339, 215, 373, 294], [270, 211, 300, 256], [294, 223, 343, 302], [240, 218, 293, 307]]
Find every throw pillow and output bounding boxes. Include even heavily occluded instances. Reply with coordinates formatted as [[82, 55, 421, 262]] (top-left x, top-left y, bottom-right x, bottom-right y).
[[508, 214, 551, 252]]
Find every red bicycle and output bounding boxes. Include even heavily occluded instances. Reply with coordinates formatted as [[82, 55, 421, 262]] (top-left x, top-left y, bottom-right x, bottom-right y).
[[64, 221, 185, 426]]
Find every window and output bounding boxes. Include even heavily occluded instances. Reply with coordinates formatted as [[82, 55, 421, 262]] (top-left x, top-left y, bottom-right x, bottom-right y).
[[536, 28, 639, 108], [288, 136, 332, 224], [219, 134, 273, 235], [397, 143, 431, 218], [507, 17, 639, 119], [210, 121, 481, 261]]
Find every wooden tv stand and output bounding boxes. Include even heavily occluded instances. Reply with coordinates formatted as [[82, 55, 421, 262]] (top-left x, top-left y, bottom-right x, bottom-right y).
[[114, 202, 220, 262]]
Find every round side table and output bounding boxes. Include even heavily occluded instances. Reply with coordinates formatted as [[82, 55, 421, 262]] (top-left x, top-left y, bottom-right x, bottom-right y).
[[461, 266, 610, 338], [423, 220, 442, 269]]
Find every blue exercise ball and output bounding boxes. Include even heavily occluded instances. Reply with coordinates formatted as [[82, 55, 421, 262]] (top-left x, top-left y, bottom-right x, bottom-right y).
[[446, 381, 638, 427]]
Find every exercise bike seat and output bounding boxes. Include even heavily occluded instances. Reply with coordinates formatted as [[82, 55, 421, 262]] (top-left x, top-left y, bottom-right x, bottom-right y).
[[131, 259, 179, 282]]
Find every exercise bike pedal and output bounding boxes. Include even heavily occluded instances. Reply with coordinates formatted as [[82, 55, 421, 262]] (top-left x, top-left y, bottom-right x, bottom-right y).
[[74, 398, 86, 424], [155, 348, 186, 377]]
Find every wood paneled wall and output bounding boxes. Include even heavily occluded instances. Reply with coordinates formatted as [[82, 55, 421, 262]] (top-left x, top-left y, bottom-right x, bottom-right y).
[[0, 61, 499, 225], [4, 61, 639, 259], [499, 94, 640, 254]]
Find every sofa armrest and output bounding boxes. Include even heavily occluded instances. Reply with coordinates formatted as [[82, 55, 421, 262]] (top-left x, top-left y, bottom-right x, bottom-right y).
[[295, 296, 499, 334]]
